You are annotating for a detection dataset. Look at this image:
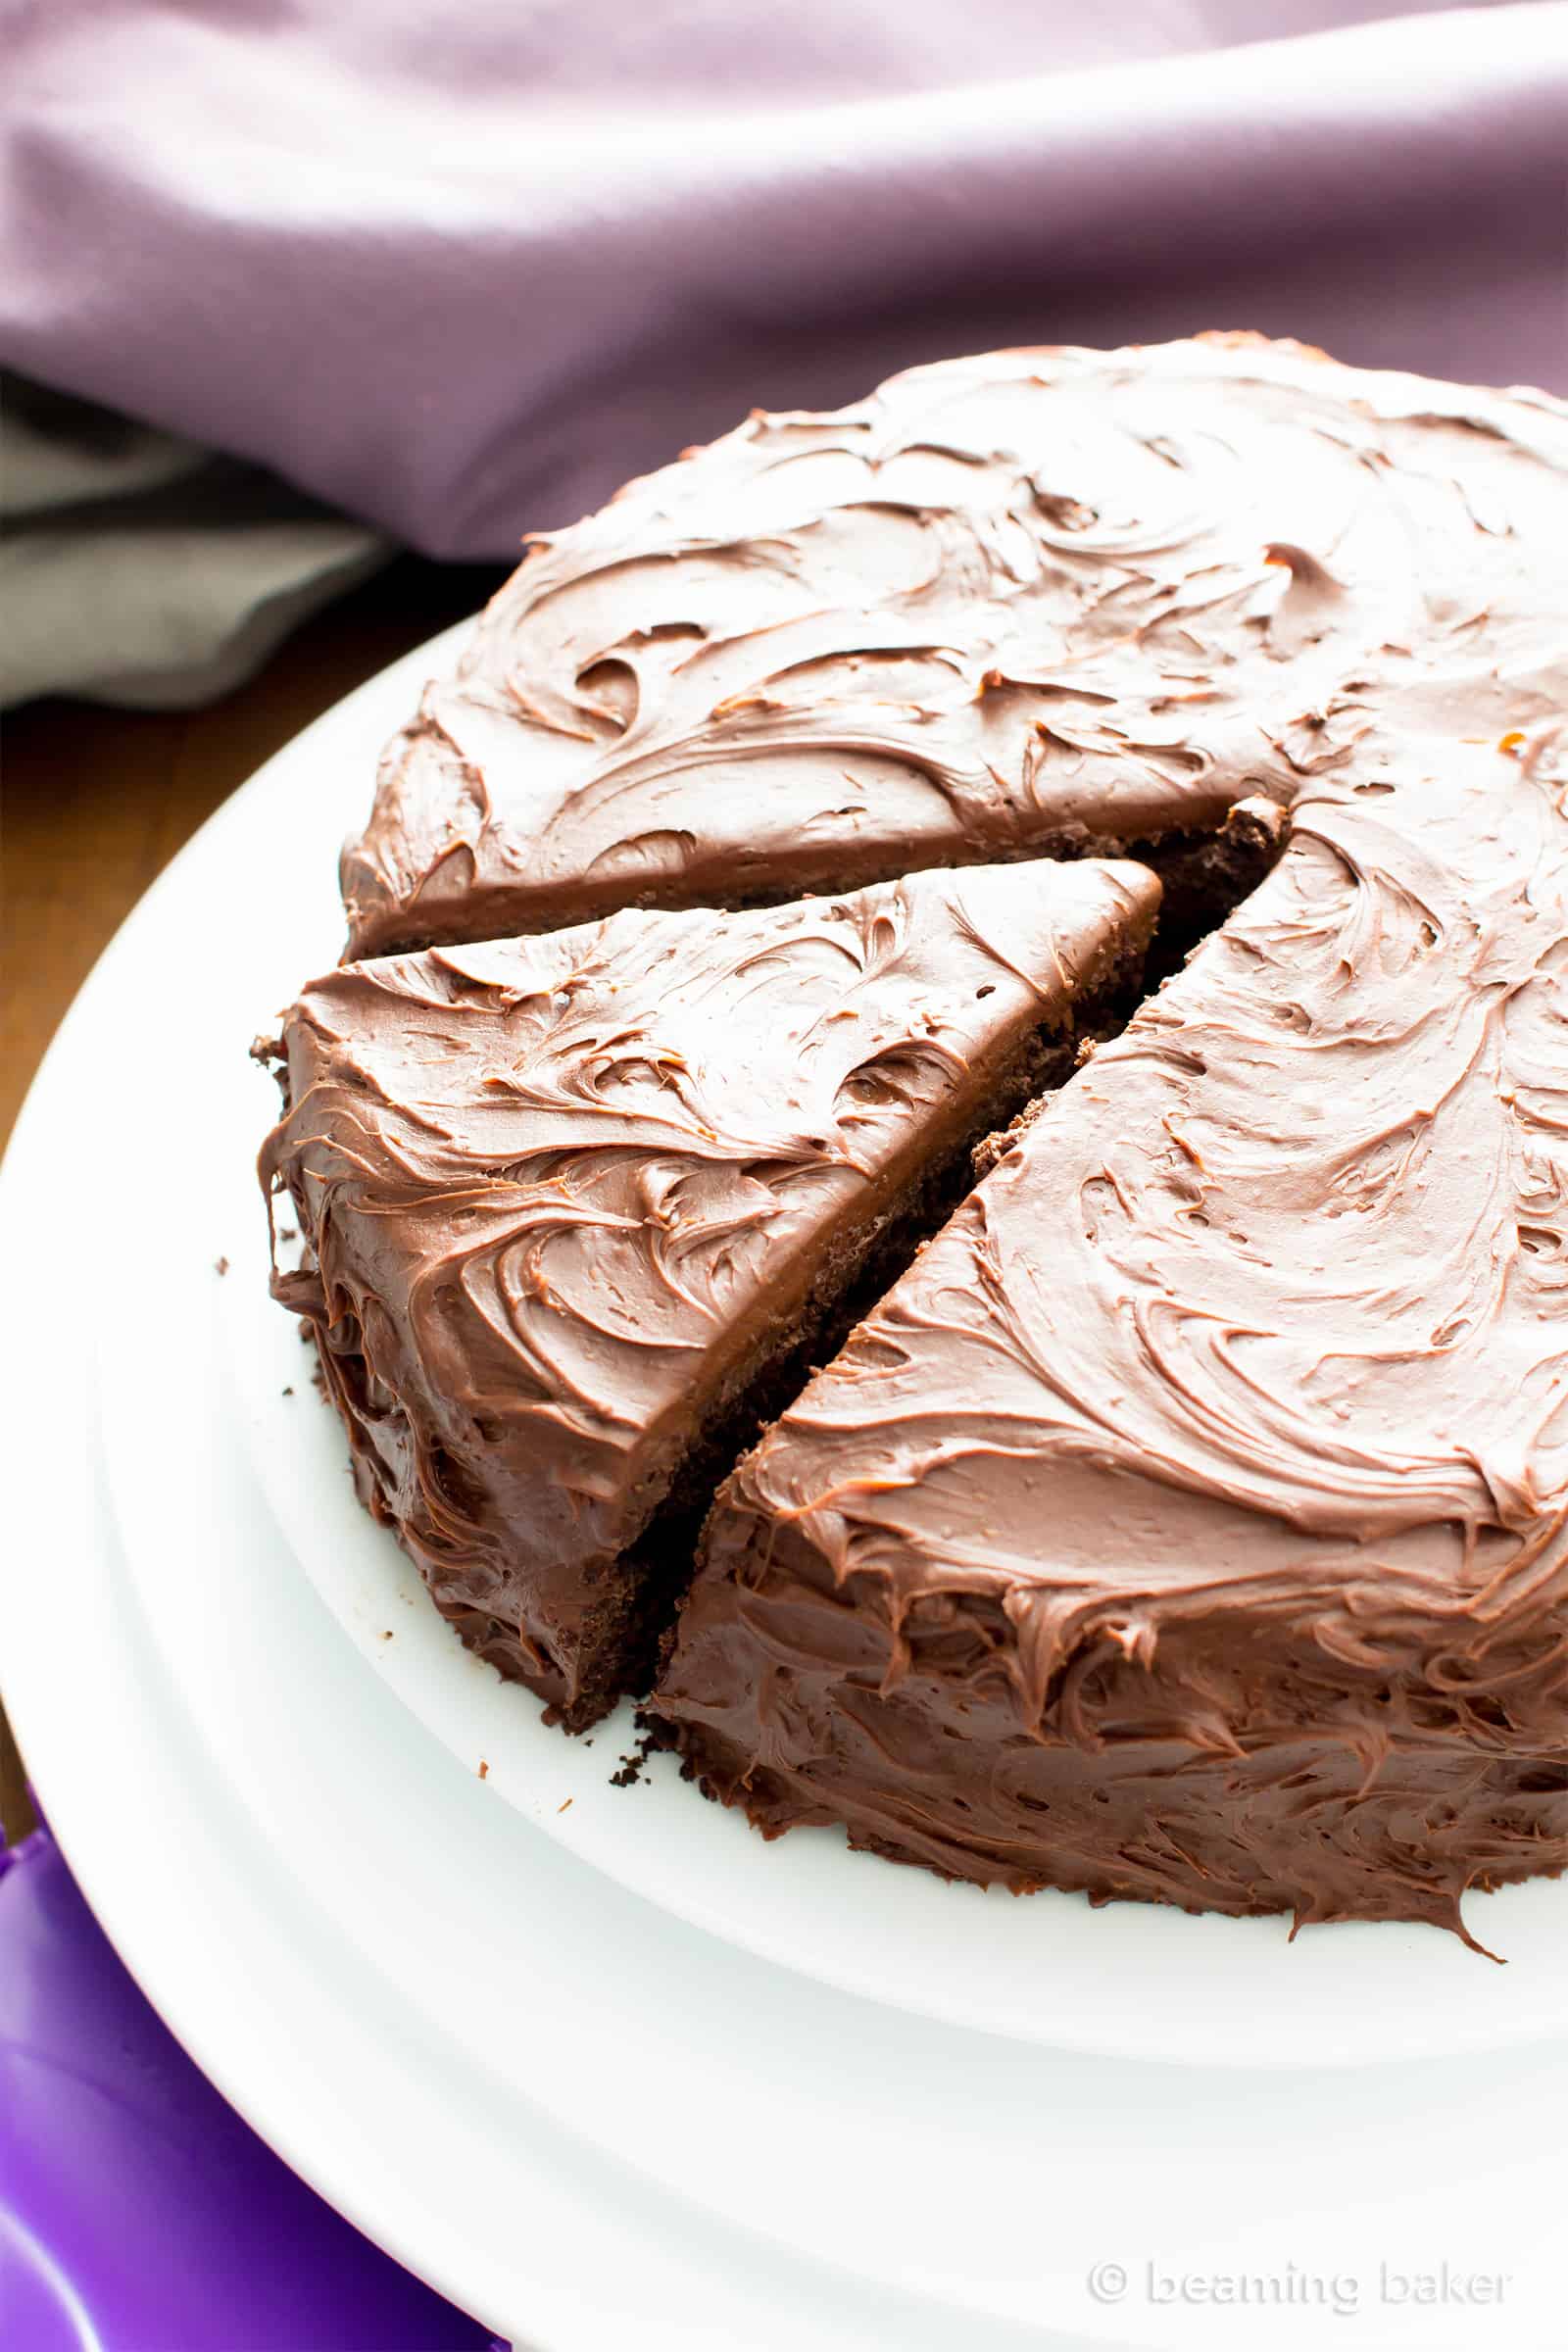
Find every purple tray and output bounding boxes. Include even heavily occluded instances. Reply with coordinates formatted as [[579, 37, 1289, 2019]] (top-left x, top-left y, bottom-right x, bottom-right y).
[[0, 1818, 505, 2350]]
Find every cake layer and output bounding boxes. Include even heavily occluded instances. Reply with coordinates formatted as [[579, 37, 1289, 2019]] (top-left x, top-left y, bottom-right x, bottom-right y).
[[339, 331, 1558, 958], [654, 718, 1568, 1942], [260, 858, 1158, 1727]]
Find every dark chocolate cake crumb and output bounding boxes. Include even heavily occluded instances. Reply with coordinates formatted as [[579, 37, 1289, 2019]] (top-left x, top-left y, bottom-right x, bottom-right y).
[[610, 1730, 660, 1788]]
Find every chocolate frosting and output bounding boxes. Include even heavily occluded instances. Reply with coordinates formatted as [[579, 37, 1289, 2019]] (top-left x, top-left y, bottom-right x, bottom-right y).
[[340, 333, 1558, 956], [260, 859, 1156, 1722], [645, 344, 1568, 1942]]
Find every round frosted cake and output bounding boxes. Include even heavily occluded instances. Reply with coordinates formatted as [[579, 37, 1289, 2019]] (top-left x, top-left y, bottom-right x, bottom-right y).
[[263, 333, 1568, 1947]]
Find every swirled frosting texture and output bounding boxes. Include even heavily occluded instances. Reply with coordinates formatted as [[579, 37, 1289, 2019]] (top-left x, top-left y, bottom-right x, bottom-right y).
[[342, 333, 1564, 956], [650, 342, 1568, 1939], [261, 860, 1155, 1722]]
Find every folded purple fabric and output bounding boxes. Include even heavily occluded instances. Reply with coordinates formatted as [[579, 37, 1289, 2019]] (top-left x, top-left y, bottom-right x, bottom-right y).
[[5, 1, 1565, 556], [0, 1822, 501, 2349]]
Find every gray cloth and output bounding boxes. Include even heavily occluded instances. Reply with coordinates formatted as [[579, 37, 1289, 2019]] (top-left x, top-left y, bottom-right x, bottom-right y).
[[1, 375, 389, 710]]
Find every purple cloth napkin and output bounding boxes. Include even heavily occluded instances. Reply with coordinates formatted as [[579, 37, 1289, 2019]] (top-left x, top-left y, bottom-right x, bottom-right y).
[[0, 1822, 503, 2350], [6, 1, 1565, 559]]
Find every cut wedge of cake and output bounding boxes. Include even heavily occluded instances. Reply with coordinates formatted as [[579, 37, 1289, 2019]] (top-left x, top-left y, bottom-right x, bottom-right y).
[[260, 858, 1159, 1727]]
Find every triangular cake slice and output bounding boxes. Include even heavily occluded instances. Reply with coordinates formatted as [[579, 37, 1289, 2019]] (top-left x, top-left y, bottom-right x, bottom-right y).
[[260, 858, 1159, 1727]]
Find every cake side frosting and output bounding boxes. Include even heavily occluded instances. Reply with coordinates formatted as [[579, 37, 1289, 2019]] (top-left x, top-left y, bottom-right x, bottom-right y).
[[341, 333, 1565, 956], [260, 859, 1157, 1722]]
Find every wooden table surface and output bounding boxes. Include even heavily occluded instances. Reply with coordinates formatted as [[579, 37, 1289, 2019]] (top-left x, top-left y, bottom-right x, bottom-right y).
[[1, 557, 504, 1838]]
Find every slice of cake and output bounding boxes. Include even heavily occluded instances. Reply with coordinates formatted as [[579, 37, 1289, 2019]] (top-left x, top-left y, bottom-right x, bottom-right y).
[[260, 858, 1159, 1728], [652, 731, 1568, 1942]]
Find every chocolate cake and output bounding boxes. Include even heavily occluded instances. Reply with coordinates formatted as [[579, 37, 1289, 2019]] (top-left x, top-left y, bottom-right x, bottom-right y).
[[267, 332, 1568, 1939], [260, 860, 1158, 1727]]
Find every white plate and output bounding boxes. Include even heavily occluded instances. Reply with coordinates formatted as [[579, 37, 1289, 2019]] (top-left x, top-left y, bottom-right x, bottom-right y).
[[192, 620, 1566, 2072], [4, 625, 1568, 2348]]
